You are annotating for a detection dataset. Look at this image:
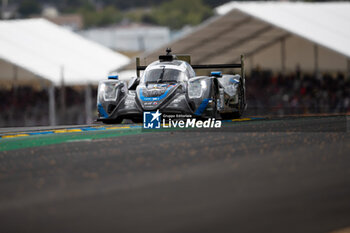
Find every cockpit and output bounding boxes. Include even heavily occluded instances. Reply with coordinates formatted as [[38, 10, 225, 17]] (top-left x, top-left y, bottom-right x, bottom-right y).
[[141, 68, 188, 84]]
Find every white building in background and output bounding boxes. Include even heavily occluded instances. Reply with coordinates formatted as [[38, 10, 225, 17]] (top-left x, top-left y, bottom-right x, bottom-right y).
[[80, 23, 170, 52]]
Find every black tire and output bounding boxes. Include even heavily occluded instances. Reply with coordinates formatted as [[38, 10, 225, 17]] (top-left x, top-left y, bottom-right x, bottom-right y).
[[210, 98, 219, 119], [102, 117, 123, 124], [220, 112, 236, 120], [210, 79, 219, 119], [131, 118, 143, 123], [234, 83, 244, 118]]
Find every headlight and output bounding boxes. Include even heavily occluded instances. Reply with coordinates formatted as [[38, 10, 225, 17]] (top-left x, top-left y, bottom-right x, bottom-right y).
[[188, 80, 206, 98], [98, 82, 119, 102]]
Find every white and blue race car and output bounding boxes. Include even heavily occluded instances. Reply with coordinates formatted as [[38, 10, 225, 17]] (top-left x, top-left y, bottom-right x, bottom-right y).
[[97, 49, 246, 123]]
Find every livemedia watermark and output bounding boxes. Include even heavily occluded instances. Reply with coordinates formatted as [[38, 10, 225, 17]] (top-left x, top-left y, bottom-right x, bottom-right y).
[[143, 110, 222, 129]]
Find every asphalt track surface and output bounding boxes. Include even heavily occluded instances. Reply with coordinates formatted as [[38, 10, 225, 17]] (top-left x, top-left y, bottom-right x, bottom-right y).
[[0, 115, 349, 233]]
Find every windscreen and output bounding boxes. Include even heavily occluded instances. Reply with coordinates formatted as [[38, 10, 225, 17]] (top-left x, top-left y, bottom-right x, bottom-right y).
[[142, 68, 187, 84]]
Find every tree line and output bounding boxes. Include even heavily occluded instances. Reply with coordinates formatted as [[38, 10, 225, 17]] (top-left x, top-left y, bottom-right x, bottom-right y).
[[13, 0, 233, 29]]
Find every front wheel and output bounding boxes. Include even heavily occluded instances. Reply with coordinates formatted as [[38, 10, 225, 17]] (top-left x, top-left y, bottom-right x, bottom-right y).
[[102, 117, 123, 124]]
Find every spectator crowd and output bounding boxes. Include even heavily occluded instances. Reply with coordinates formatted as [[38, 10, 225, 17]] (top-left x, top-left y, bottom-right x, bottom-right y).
[[0, 71, 349, 127], [246, 70, 350, 116], [0, 86, 97, 127]]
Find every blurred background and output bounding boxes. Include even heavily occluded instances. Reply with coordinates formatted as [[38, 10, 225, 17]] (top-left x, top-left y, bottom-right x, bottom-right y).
[[0, 0, 349, 127]]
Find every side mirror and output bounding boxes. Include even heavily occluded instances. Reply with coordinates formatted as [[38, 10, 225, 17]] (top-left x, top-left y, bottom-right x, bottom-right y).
[[108, 75, 119, 80], [211, 71, 222, 78]]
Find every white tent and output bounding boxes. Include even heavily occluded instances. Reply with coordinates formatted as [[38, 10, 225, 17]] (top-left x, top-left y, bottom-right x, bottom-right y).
[[0, 18, 130, 85], [216, 2, 350, 59], [0, 18, 130, 126], [122, 2, 350, 74]]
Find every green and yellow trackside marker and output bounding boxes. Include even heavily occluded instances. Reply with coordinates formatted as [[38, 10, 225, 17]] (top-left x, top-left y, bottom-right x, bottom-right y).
[[0, 125, 144, 152], [0, 118, 264, 151], [1, 133, 30, 139]]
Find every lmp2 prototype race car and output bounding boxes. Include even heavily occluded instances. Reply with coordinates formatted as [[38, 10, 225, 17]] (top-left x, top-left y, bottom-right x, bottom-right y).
[[97, 49, 246, 123]]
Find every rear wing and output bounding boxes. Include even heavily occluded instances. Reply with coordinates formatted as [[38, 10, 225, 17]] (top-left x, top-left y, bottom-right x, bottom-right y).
[[136, 54, 245, 80]]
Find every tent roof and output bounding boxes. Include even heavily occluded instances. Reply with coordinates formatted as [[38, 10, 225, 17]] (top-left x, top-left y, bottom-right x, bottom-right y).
[[216, 1, 350, 59], [0, 18, 130, 85], [122, 2, 350, 71]]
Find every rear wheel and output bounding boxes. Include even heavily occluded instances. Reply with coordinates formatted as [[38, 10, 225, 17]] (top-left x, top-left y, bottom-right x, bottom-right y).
[[220, 112, 235, 120], [220, 83, 244, 119], [233, 83, 244, 118]]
